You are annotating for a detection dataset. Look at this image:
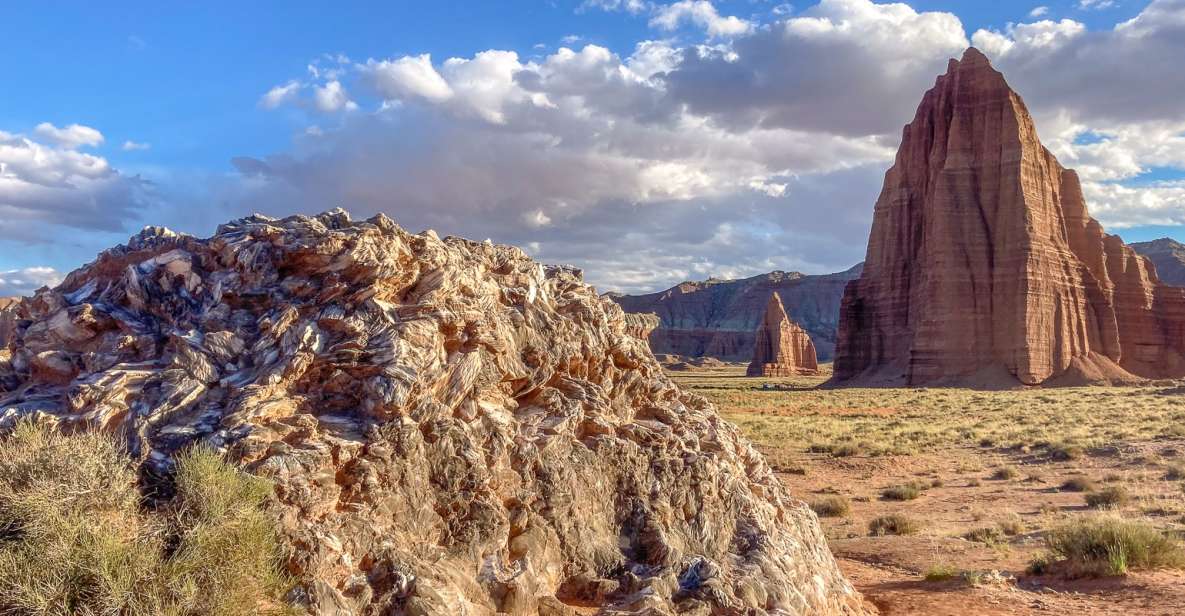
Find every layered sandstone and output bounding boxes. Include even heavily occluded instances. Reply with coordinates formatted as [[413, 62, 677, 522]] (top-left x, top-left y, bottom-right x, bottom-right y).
[[0, 210, 866, 615], [612, 265, 861, 363], [747, 294, 819, 377], [834, 48, 1185, 387], [622, 312, 661, 341]]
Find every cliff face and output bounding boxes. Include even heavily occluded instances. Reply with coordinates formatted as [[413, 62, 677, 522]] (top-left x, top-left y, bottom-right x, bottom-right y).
[[834, 48, 1185, 387], [613, 265, 861, 363], [0, 210, 867, 615], [746, 294, 819, 377], [1132, 238, 1185, 287]]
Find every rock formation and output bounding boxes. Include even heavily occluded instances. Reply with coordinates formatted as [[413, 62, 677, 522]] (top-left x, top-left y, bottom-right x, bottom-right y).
[[747, 294, 819, 377], [1132, 238, 1185, 287], [622, 312, 661, 341], [834, 48, 1185, 387], [0, 210, 866, 615], [0, 299, 19, 348], [612, 265, 861, 363]]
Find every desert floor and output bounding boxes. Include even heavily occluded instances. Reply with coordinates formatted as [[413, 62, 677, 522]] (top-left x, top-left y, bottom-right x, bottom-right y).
[[670, 365, 1185, 615]]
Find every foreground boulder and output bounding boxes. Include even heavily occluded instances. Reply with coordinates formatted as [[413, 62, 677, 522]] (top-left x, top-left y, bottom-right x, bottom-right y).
[[746, 294, 818, 377], [834, 48, 1185, 387], [0, 210, 865, 615]]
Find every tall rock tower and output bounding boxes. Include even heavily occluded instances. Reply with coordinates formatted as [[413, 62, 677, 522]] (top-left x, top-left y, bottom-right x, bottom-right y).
[[833, 48, 1185, 386], [747, 293, 819, 377]]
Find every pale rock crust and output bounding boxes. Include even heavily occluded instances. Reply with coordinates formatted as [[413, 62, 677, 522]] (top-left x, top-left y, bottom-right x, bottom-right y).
[[0, 209, 867, 615], [747, 294, 819, 377], [834, 49, 1185, 387]]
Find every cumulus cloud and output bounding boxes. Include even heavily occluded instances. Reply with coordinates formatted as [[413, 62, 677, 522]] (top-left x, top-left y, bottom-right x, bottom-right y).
[[0, 267, 61, 297], [650, 1, 753, 37], [122, 140, 150, 151], [238, 0, 1185, 292], [312, 80, 358, 112], [0, 126, 149, 241], [260, 80, 301, 109], [1078, 0, 1116, 9], [662, 0, 969, 136], [32, 122, 103, 149], [579, 0, 649, 14], [1030, 6, 1050, 17]]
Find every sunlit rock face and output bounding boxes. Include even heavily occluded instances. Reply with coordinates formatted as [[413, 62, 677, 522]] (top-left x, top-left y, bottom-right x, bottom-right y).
[[746, 293, 819, 377], [834, 48, 1185, 387], [0, 209, 868, 615]]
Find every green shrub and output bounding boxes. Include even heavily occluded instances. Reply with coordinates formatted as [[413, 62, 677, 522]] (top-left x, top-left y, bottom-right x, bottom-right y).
[[1060, 477, 1095, 492], [810, 496, 851, 518], [923, 563, 958, 581], [869, 514, 920, 536], [0, 421, 293, 615], [1086, 486, 1130, 509], [1043, 516, 1185, 576]]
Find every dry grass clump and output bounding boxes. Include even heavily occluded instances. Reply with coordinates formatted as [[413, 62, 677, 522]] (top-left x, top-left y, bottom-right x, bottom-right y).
[[998, 514, 1026, 536], [1163, 463, 1185, 481], [963, 526, 1006, 545], [1086, 486, 1131, 509], [1060, 476, 1095, 492], [869, 514, 920, 536], [0, 421, 292, 615], [923, 563, 958, 582], [809, 496, 851, 518], [1037, 516, 1185, 577], [880, 480, 930, 501], [991, 466, 1018, 480]]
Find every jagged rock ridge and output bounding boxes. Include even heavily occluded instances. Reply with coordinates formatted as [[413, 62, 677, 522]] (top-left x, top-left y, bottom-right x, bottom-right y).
[[0, 209, 866, 615], [747, 294, 818, 377], [612, 265, 861, 363], [1131, 238, 1185, 287], [834, 48, 1185, 387]]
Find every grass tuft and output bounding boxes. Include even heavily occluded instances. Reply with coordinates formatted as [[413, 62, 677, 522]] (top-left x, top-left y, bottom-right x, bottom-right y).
[[869, 514, 921, 536], [1040, 516, 1185, 577], [809, 496, 851, 518], [0, 421, 293, 615], [1085, 486, 1130, 509]]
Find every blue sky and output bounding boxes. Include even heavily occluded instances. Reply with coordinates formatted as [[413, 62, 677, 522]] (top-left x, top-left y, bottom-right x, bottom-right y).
[[2, 0, 1184, 294]]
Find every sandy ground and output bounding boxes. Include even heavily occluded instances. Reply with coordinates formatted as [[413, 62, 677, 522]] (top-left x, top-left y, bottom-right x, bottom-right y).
[[771, 444, 1185, 615]]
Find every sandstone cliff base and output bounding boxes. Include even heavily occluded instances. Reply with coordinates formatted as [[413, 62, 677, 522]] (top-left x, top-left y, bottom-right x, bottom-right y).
[[833, 48, 1185, 388], [0, 210, 867, 615]]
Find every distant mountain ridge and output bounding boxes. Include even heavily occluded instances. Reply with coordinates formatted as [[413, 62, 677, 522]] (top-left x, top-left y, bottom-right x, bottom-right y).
[[1130, 238, 1185, 287], [610, 263, 862, 362]]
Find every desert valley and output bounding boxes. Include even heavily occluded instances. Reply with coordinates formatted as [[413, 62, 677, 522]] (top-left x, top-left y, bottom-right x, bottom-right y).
[[2, 2, 1185, 616]]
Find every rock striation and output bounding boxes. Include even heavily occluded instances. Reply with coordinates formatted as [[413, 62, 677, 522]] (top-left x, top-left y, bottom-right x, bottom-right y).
[[0, 209, 866, 615], [747, 294, 818, 377], [612, 265, 861, 363], [834, 48, 1185, 387], [1131, 238, 1185, 287], [622, 312, 661, 341]]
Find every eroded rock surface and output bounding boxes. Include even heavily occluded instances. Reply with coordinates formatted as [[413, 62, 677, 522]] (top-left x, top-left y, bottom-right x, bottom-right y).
[[1132, 238, 1185, 287], [0, 210, 866, 615], [834, 48, 1185, 387], [612, 266, 861, 363], [746, 294, 818, 377]]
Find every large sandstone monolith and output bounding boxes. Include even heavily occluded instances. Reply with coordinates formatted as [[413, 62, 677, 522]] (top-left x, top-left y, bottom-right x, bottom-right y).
[[833, 48, 1185, 387], [0, 210, 868, 615], [747, 294, 819, 377]]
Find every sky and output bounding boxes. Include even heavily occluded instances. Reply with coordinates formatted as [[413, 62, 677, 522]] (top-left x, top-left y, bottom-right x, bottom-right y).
[[2, 0, 1185, 295]]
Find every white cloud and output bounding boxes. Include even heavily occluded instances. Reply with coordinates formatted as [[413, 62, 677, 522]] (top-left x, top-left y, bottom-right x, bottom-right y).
[[579, 0, 648, 14], [312, 80, 358, 112], [121, 140, 150, 151], [1078, 0, 1116, 9], [235, 0, 1185, 292], [0, 126, 148, 243], [259, 81, 301, 109], [365, 54, 455, 103], [650, 1, 753, 37], [1030, 6, 1050, 17], [32, 122, 103, 149], [0, 266, 61, 297]]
